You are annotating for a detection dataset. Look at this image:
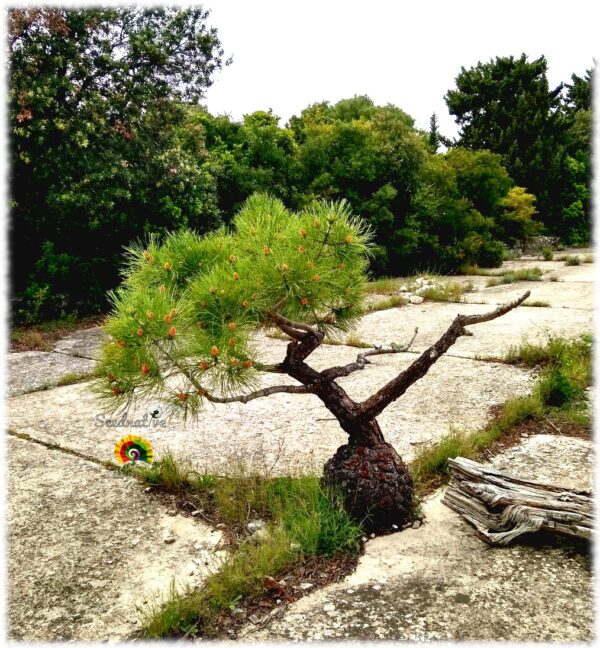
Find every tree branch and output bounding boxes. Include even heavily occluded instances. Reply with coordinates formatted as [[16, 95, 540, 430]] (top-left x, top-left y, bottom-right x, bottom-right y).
[[203, 384, 311, 404], [357, 291, 530, 420], [321, 328, 419, 380]]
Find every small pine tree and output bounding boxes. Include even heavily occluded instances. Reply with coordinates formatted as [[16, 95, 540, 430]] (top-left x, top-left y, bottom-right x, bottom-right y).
[[428, 112, 441, 153], [94, 193, 530, 530]]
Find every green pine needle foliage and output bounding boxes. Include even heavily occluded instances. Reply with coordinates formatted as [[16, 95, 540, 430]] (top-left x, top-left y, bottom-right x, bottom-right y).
[[93, 194, 373, 415]]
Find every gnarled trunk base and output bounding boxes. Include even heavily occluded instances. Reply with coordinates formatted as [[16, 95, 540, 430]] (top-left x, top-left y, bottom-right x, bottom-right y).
[[323, 442, 413, 531]]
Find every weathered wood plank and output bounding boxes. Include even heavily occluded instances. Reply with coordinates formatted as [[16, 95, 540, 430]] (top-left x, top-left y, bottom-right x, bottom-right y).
[[442, 457, 593, 545]]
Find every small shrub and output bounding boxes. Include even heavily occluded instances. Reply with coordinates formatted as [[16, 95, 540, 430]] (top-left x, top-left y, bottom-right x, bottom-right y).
[[540, 246, 554, 261], [582, 254, 593, 263], [565, 255, 581, 266]]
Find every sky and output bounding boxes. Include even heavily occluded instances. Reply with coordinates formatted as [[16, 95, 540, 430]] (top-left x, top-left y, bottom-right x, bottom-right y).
[[201, 0, 598, 138]]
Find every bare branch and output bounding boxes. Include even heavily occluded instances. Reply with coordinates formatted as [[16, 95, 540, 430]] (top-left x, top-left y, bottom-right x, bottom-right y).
[[321, 328, 418, 381], [203, 384, 311, 404], [357, 291, 530, 420]]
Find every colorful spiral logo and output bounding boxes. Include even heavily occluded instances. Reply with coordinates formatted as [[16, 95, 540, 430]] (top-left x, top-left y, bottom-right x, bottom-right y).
[[114, 435, 154, 464]]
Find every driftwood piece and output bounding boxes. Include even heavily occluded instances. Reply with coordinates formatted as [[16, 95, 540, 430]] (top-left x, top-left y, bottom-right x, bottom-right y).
[[442, 457, 593, 545]]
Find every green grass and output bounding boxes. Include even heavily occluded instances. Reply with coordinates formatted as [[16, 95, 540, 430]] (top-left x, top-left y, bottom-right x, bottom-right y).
[[129, 456, 363, 638], [56, 371, 96, 386], [344, 334, 372, 348], [460, 264, 505, 277], [486, 267, 542, 286], [364, 277, 402, 295], [419, 281, 465, 302], [540, 246, 554, 261], [363, 294, 406, 312], [564, 255, 581, 266], [410, 335, 591, 495]]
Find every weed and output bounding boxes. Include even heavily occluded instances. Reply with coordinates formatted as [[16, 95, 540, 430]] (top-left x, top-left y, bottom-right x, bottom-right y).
[[582, 254, 593, 263], [565, 255, 581, 266]]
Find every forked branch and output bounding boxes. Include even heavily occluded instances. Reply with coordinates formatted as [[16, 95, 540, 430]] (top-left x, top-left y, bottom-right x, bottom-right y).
[[321, 328, 419, 380], [357, 291, 530, 420]]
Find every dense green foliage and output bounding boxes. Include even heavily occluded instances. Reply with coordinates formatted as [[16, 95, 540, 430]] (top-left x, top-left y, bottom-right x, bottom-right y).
[[10, 7, 226, 322], [96, 196, 371, 411], [445, 54, 592, 242], [9, 8, 591, 323]]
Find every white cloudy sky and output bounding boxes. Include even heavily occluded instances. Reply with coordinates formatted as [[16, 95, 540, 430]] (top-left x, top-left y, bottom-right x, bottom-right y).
[[201, 0, 598, 138]]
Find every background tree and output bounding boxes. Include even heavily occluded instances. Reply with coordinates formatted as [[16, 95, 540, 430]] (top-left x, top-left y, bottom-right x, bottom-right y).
[[445, 54, 578, 239], [427, 112, 441, 153], [95, 194, 529, 529], [10, 7, 226, 322]]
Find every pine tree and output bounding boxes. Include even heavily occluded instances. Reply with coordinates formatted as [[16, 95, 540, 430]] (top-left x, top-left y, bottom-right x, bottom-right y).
[[94, 194, 530, 530], [428, 112, 441, 153]]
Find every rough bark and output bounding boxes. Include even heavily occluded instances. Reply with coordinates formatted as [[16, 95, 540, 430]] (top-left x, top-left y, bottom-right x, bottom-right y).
[[323, 439, 414, 531], [442, 457, 593, 545]]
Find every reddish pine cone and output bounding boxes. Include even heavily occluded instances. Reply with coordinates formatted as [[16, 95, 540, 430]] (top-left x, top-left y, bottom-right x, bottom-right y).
[[117, 340, 126, 348], [228, 322, 236, 330], [229, 255, 236, 263], [168, 326, 177, 337], [298, 245, 305, 253], [230, 358, 239, 367], [300, 297, 309, 306], [140, 364, 150, 375], [227, 338, 236, 347], [199, 360, 210, 370], [178, 393, 187, 401], [112, 386, 122, 396], [243, 360, 253, 368], [299, 228, 307, 238], [263, 245, 270, 255], [233, 272, 239, 281], [210, 346, 220, 357], [312, 274, 320, 282]]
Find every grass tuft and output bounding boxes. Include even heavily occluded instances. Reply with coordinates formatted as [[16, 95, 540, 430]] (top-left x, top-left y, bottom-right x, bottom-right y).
[[564, 255, 581, 266], [486, 267, 542, 286]]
